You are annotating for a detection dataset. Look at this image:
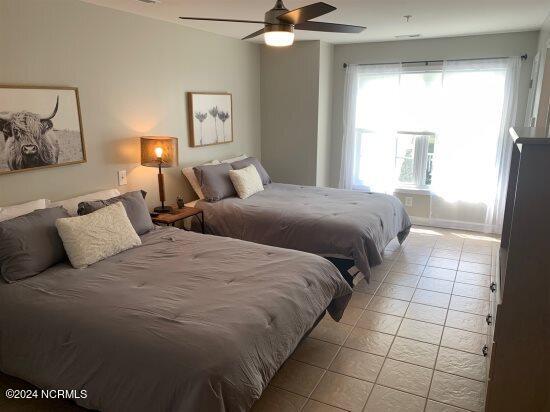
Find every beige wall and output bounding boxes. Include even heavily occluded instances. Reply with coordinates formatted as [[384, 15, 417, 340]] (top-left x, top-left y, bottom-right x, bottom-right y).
[[0, 0, 261, 208], [316, 42, 334, 187], [534, 14, 550, 133], [260, 41, 320, 186]]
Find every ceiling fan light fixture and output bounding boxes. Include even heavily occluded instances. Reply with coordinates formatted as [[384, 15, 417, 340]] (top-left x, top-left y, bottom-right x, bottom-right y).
[[264, 26, 295, 47]]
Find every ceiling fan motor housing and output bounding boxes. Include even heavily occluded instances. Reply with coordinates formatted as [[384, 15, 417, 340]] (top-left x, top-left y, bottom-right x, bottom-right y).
[[265, 0, 293, 35]]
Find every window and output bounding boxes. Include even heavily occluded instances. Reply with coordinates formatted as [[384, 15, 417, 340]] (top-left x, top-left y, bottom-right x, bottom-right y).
[[351, 61, 507, 200]]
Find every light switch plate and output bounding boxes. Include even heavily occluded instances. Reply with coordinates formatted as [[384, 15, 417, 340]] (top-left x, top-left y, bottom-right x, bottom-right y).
[[118, 170, 128, 186]]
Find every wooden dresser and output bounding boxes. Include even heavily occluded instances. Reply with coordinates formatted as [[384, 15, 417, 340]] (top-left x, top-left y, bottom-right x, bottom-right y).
[[485, 127, 550, 411]]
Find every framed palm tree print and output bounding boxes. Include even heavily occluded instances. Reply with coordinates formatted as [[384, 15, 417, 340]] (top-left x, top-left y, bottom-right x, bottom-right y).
[[187, 92, 233, 147]]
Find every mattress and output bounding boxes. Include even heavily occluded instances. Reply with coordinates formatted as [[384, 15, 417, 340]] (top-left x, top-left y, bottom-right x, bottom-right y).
[[0, 227, 351, 412]]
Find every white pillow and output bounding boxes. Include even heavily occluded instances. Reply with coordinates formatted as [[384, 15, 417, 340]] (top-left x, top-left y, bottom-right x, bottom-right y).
[[0, 199, 48, 222], [56, 202, 141, 269], [220, 154, 248, 164], [182, 160, 220, 199], [229, 164, 264, 199], [50, 189, 121, 216]]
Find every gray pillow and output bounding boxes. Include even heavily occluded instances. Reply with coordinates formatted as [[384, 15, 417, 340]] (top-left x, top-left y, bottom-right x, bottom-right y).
[[193, 163, 236, 202], [77, 190, 153, 235], [0, 207, 69, 283], [231, 157, 272, 185]]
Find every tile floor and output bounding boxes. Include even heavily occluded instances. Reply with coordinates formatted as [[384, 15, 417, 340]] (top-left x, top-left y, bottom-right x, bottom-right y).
[[253, 226, 499, 412]]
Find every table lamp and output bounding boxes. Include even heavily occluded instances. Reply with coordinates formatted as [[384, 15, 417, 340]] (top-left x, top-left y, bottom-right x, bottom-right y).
[[140, 136, 178, 213]]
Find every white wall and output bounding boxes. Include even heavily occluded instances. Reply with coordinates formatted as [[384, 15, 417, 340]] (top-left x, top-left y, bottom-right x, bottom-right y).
[[330, 32, 539, 228], [0, 0, 261, 208]]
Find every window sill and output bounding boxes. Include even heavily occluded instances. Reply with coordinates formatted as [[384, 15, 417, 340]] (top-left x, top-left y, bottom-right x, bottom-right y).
[[394, 187, 432, 196]]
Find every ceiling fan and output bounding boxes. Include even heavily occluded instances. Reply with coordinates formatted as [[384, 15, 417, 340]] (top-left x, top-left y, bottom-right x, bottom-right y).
[[179, 1, 365, 47]]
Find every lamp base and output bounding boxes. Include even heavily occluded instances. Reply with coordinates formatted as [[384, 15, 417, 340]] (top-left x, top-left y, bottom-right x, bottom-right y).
[[154, 205, 173, 214]]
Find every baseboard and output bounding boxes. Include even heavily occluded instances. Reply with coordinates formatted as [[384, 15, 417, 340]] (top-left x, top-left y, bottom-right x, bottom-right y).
[[410, 216, 501, 234]]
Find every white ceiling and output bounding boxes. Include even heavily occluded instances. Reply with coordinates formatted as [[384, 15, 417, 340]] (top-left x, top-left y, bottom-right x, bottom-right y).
[[82, 0, 549, 44]]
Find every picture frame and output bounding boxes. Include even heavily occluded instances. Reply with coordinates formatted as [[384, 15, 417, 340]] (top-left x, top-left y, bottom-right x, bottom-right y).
[[0, 85, 86, 175], [187, 92, 233, 147]]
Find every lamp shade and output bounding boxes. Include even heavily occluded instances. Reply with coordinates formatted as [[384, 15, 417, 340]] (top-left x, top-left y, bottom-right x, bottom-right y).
[[140, 136, 178, 168]]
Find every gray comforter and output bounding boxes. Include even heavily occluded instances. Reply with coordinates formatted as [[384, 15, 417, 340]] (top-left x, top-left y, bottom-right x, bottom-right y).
[[196, 183, 411, 280], [0, 227, 351, 412]]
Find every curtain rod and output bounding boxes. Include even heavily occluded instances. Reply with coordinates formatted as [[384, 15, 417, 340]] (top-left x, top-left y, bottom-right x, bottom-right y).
[[342, 54, 528, 68]]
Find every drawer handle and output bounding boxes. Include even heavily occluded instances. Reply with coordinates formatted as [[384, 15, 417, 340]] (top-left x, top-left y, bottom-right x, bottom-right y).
[[482, 345, 489, 357], [486, 314, 493, 325], [489, 282, 497, 292]]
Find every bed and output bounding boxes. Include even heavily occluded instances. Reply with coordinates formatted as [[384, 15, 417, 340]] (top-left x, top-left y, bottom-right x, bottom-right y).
[[0, 226, 351, 412], [194, 183, 412, 281]]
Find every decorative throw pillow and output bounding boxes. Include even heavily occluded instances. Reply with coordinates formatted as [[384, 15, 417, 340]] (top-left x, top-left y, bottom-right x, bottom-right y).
[[77, 190, 153, 235], [50, 189, 121, 216], [220, 154, 248, 163], [0, 207, 69, 283], [193, 163, 236, 202], [56, 202, 141, 269], [0, 198, 48, 222], [231, 157, 272, 185], [182, 160, 220, 199], [229, 164, 264, 199]]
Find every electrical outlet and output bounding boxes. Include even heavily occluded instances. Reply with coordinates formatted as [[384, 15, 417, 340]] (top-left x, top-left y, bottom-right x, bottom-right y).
[[118, 170, 128, 186], [405, 197, 413, 207]]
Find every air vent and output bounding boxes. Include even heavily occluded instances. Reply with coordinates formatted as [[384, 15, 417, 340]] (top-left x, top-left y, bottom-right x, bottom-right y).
[[395, 34, 421, 39], [137, 0, 161, 4]]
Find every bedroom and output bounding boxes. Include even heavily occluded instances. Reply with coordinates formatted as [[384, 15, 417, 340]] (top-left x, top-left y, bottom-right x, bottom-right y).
[[0, 0, 549, 411]]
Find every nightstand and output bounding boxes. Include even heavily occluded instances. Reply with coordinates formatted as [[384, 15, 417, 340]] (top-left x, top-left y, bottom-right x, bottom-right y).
[[151, 206, 205, 233]]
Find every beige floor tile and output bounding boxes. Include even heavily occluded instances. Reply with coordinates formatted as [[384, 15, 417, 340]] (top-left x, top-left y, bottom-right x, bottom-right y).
[[311, 371, 373, 412], [364, 385, 426, 411], [417, 277, 454, 294], [412, 289, 451, 309], [433, 243, 462, 252], [405, 303, 448, 325], [452, 283, 490, 301], [367, 296, 409, 316], [329, 347, 384, 382], [377, 358, 433, 397], [309, 319, 353, 345], [376, 283, 415, 301], [344, 328, 394, 356], [291, 338, 340, 368], [397, 319, 443, 345], [385, 273, 420, 288], [436, 347, 487, 381], [461, 244, 491, 255], [425, 399, 469, 412], [445, 310, 488, 335], [270, 360, 325, 397], [348, 292, 373, 309], [252, 386, 307, 412], [454, 271, 490, 287], [356, 310, 402, 334], [356, 279, 382, 294], [429, 371, 486, 411], [460, 252, 492, 264], [440, 327, 486, 355], [302, 400, 346, 412], [449, 295, 490, 316], [431, 249, 461, 260], [427, 257, 459, 270], [388, 336, 439, 368], [457, 261, 491, 275], [340, 306, 364, 326], [398, 254, 429, 265], [392, 262, 425, 276], [382, 249, 401, 260], [402, 247, 432, 257], [421, 267, 457, 281]]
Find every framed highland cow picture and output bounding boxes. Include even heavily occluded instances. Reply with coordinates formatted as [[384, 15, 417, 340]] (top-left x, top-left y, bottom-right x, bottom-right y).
[[0, 85, 86, 175], [187, 92, 233, 147]]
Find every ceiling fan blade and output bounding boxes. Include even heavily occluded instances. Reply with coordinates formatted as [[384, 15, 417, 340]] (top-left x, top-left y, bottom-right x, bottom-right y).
[[179, 17, 268, 24], [277, 2, 336, 25], [295, 21, 365, 33], [242, 28, 267, 40]]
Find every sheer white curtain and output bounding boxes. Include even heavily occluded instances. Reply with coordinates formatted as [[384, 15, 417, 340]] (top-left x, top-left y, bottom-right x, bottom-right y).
[[430, 57, 521, 233], [339, 63, 402, 191]]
